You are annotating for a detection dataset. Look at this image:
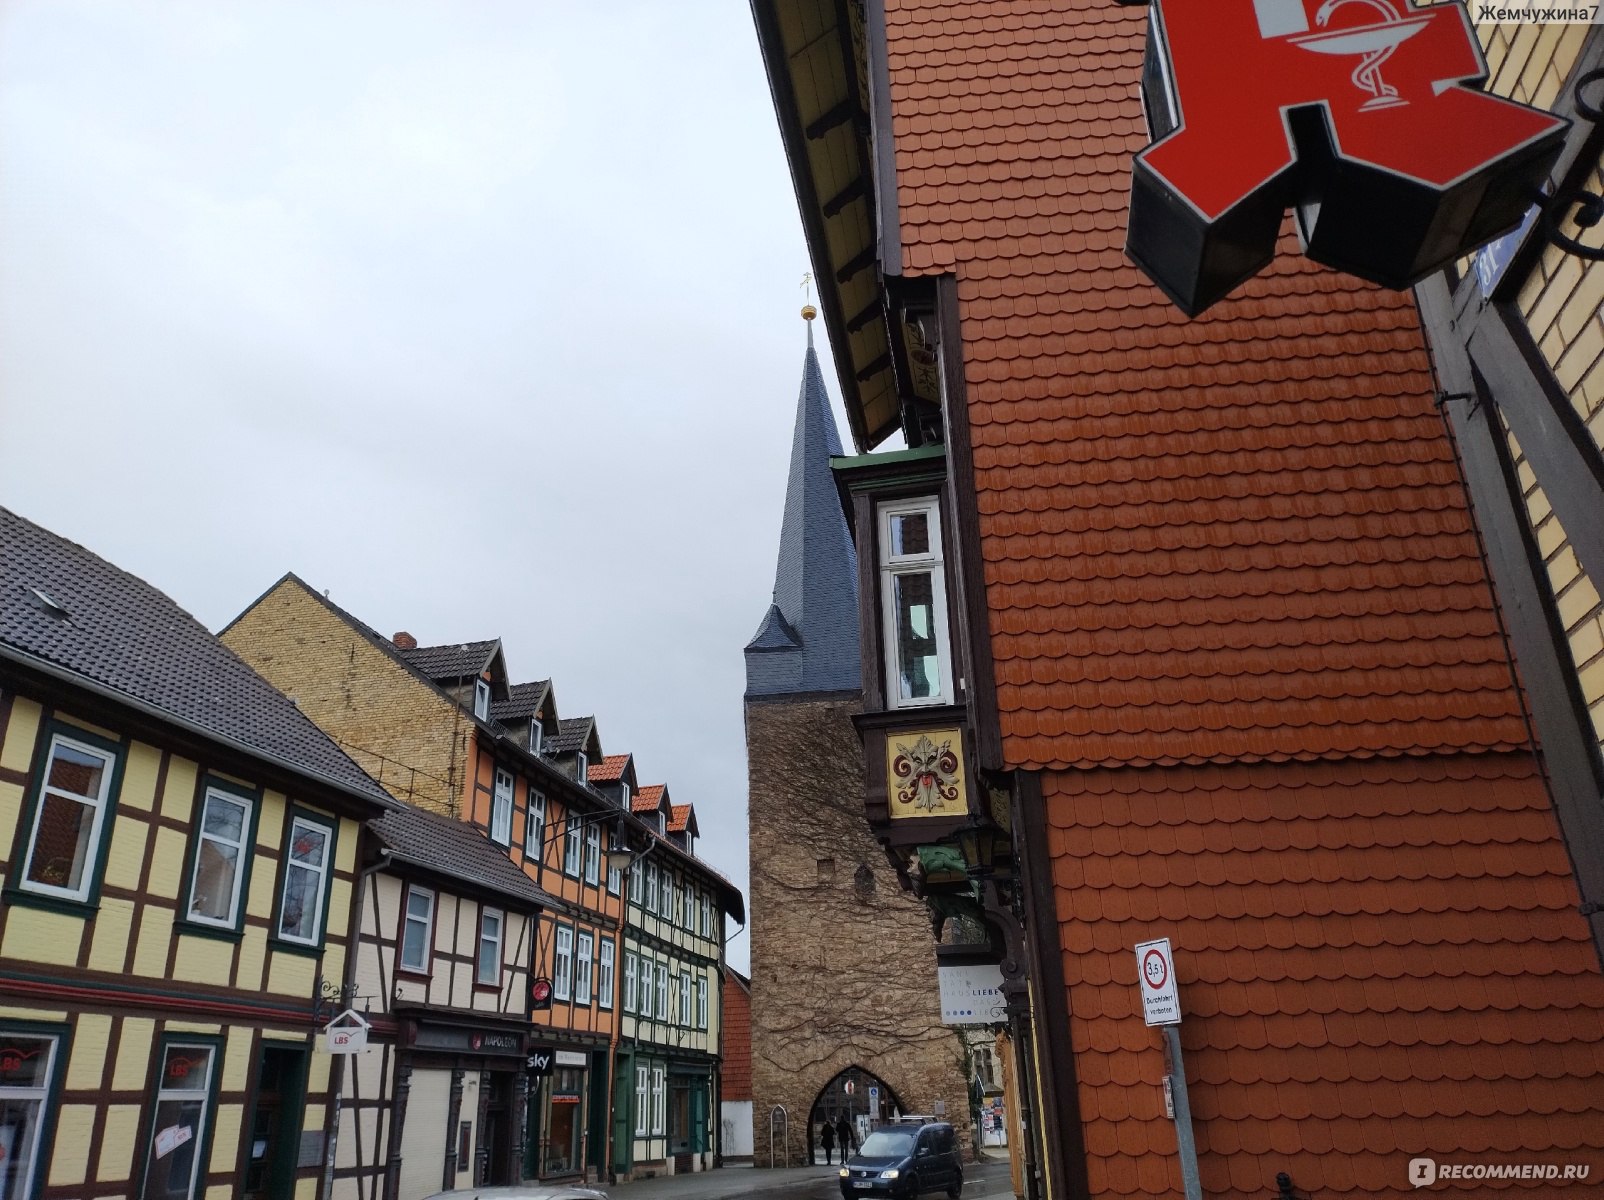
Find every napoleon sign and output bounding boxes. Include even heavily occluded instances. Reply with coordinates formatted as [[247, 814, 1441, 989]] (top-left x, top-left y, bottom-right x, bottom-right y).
[[1124, 0, 1567, 314]]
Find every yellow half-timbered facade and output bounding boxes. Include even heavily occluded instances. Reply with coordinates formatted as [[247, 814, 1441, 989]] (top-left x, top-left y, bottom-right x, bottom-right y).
[[0, 506, 389, 1200]]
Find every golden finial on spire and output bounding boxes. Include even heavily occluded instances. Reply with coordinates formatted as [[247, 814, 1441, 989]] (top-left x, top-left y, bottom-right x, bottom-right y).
[[801, 272, 817, 322]]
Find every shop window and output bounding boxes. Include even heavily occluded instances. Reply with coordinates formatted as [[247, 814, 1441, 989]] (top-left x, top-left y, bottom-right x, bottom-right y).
[[18, 729, 120, 904], [399, 885, 434, 974], [584, 824, 601, 886], [491, 770, 514, 845], [575, 931, 594, 1004], [183, 784, 255, 930], [878, 497, 954, 707], [142, 1041, 217, 1200], [525, 791, 546, 860], [599, 940, 615, 1010], [554, 926, 573, 1001], [542, 1067, 585, 1174], [275, 813, 335, 947], [0, 1027, 63, 1200], [477, 908, 503, 987]]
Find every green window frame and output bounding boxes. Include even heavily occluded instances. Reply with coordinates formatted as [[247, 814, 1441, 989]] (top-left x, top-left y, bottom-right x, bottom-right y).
[[139, 1034, 222, 1200], [177, 777, 261, 938], [0, 1020, 72, 1200], [9, 720, 125, 911], [270, 807, 338, 954]]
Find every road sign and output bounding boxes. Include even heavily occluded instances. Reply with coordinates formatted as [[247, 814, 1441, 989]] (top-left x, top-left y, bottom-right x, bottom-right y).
[[1135, 938, 1181, 1026]]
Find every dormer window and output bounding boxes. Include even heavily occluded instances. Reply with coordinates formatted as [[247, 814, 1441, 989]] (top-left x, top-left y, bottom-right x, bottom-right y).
[[620, 781, 631, 809], [473, 679, 491, 720], [576, 751, 588, 785], [530, 719, 543, 755], [879, 497, 954, 707], [658, 811, 666, 836]]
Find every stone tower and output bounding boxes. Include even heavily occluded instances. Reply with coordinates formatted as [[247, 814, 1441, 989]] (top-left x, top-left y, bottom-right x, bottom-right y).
[[744, 323, 971, 1165]]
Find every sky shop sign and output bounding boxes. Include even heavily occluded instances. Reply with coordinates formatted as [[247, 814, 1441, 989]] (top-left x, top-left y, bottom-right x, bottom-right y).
[[1124, 0, 1567, 315]]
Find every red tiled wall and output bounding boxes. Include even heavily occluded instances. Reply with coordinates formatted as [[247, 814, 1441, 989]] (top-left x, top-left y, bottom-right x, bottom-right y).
[[722, 971, 754, 1100], [884, 0, 1528, 770], [1049, 755, 1604, 1198]]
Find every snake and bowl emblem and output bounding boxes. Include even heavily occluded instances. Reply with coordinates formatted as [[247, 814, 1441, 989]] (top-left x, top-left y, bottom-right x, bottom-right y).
[[891, 733, 962, 813]]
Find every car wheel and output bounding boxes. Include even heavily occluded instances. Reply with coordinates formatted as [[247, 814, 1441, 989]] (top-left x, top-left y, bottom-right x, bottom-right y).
[[947, 1177, 962, 1199]]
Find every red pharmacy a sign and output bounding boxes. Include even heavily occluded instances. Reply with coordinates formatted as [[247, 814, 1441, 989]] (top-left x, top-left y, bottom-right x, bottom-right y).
[[1124, 0, 1567, 315]]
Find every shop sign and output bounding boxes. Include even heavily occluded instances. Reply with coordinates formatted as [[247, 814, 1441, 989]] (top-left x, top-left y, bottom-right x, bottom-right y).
[[554, 1050, 589, 1068], [527, 1047, 555, 1078], [412, 1025, 525, 1056], [1126, 0, 1567, 315], [937, 961, 1006, 1026]]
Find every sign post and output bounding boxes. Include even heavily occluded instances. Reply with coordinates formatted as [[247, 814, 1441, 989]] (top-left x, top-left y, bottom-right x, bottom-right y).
[[1135, 939, 1200, 1200]]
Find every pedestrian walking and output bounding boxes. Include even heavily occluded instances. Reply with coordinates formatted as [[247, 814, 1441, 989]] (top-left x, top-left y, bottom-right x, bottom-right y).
[[820, 1119, 837, 1165], [836, 1115, 857, 1159]]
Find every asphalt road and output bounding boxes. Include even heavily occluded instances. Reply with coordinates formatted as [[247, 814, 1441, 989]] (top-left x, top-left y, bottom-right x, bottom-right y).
[[610, 1159, 1016, 1200]]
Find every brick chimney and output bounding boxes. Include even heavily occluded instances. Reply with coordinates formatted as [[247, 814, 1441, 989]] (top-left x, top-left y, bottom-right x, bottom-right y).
[[392, 631, 417, 650]]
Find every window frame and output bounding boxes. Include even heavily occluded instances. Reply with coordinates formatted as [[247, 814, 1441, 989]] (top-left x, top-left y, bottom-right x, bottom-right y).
[[651, 1066, 666, 1136], [398, 883, 436, 977], [553, 925, 574, 1001], [655, 961, 668, 1021], [14, 724, 124, 908], [877, 495, 956, 709], [697, 976, 709, 1030], [139, 1036, 221, 1200], [619, 781, 631, 808], [681, 881, 694, 930], [564, 818, 583, 879], [490, 768, 514, 846], [0, 1020, 70, 1200], [606, 828, 623, 895], [179, 779, 259, 935], [575, 751, 588, 785], [635, 1066, 650, 1137], [583, 822, 601, 886], [644, 861, 658, 912], [529, 719, 543, 755], [476, 906, 504, 989], [575, 930, 594, 1005], [599, 939, 615, 1010], [525, 790, 546, 861], [661, 872, 674, 921], [473, 679, 491, 719], [272, 809, 338, 952]]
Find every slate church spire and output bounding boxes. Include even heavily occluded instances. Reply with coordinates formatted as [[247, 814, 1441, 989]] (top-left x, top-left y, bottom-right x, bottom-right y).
[[744, 308, 861, 697]]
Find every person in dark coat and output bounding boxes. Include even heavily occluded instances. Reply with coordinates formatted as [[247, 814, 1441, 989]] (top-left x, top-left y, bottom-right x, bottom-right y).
[[820, 1119, 837, 1165], [836, 1115, 857, 1159]]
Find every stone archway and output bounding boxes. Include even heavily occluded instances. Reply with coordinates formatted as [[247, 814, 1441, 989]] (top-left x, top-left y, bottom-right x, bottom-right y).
[[806, 1065, 905, 1165]]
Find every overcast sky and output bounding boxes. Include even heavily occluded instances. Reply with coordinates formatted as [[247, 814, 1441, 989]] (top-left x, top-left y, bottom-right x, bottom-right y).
[[0, 0, 854, 973]]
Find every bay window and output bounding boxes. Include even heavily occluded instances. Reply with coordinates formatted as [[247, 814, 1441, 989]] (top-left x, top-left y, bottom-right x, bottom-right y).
[[878, 497, 954, 707]]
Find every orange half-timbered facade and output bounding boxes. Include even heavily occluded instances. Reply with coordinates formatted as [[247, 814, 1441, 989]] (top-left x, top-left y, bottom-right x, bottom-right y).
[[0, 507, 389, 1200], [222, 576, 631, 1187]]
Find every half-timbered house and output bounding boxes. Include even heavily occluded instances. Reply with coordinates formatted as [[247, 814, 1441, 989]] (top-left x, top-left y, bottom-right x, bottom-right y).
[[221, 577, 633, 1186], [0, 506, 389, 1200], [331, 804, 548, 1200]]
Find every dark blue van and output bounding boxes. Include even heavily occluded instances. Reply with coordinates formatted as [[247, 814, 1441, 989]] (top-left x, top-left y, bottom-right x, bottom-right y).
[[838, 1121, 962, 1199]]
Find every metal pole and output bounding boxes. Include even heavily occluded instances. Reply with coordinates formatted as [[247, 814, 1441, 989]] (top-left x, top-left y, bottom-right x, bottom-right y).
[[1163, 1026, 1203, 1200]]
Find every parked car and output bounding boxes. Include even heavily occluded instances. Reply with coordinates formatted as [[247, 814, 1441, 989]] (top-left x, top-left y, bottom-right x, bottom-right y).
[[838, 1120, 962, 1199], [425, 1188, 607, 1200]]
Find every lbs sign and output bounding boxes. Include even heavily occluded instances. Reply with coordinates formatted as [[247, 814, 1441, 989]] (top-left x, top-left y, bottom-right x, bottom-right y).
[[1125, 0, 1567, 315]]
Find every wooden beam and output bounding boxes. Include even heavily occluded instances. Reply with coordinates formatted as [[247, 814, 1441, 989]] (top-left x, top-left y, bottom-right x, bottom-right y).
[[846, 299, 881, 333], [836, 245, 876, 284], [822, 175, 867, 217], [805, 98, 860, 140], [854, 352, 892, 382]]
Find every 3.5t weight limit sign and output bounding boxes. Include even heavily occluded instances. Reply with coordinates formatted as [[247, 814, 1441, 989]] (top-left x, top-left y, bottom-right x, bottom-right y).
[[1135, 938, 1181, 1026]]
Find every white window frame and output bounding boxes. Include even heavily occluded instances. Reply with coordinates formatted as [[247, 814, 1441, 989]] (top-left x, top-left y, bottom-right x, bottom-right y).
[[598, 939, 615, 1010], [22, 732, 117, 902], [679, 972, 693, 1027], [619, 781, 631, 808], [185, 785, 253, 928], [143, 1042, 216, 1200], [554, 926, 574, 1001], [661, 873, 674, 920], [607, 829, 623, 895], [491, 768, 514, 845], [565, 819, 583, 878], [477, 907, 503, 987], [681, 882, 694, 930], [399, 884, 435, 974], [655, 960, 668, 1020], [651, 1067, 666, 1136], [701, 893, 713, 939], [575, 931, 594, 1004], [276, 814, 334, 946], [473, 678, 491, 719], [878, 496, 955, 708], [575, 750, 588, 784], [525, 790, 546, 860], [697, 976, 709, 1030], [529, 719, 543, 754], [635, 1067, 650, 1136], [584, 823, 601, 886], [624, 951, 637, 1013], [0, 1030, 58, 1200], [644, 861, 658, 912]]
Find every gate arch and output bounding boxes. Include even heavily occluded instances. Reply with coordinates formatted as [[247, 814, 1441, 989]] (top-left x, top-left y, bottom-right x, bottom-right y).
[[806, 1065, 906, 1164]]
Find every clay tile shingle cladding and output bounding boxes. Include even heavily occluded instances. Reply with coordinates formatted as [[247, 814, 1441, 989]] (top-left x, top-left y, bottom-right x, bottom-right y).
[[633, 783, 666, 815], [877, 0, 1604, 1193], [589, 754, 630, 784]]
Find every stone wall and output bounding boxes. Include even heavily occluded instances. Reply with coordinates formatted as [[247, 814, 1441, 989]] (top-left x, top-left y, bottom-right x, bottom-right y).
[[746, 692, 971, 1165]]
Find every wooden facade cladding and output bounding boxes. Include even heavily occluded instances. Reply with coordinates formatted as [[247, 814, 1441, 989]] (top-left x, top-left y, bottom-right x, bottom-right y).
[[0, 683, 368, 1200]]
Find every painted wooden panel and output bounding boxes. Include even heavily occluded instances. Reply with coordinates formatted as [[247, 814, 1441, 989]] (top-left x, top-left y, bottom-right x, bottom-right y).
[[399, 1068, 453, 1200]]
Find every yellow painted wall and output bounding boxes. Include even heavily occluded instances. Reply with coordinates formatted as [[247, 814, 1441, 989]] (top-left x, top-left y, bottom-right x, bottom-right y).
[[1475, 25, 1604, 759]]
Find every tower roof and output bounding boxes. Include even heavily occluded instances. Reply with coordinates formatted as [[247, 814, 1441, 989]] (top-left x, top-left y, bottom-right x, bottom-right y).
[[745, 336, 861, 697]]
